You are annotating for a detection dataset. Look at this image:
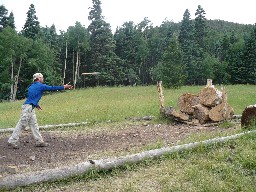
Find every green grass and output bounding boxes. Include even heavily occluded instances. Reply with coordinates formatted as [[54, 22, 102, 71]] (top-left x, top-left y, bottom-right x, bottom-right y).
[[0, 84, 255, 129], [1, 84, 256, 191]]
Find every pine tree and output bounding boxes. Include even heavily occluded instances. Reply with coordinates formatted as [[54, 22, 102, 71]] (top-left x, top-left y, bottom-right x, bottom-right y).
[[0, 5, 8, 30], [241, 25, 256, 84], [22, 4, 40, 40], [88, 0, 122, 86], [114, 20, 149, 85], [228, 34, 244, 84], [194, 5, 207, 49], [145, 26, 163, 84], [179, 9, 193, 84], [114, 21, 138, 85], [7, 12, 15, 29], [220, 34, 230, 62], [191, 5, 208, 85], [154, 36, 186, 89]]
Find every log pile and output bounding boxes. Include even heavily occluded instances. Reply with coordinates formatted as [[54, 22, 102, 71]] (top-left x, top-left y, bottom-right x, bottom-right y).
[[158, 79, 234, 124]]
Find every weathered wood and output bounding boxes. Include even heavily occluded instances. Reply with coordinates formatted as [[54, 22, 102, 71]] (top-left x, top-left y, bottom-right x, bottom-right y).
[[221, 86, 228, 120], [241, 104, 256, 127], [0, 122, 89, 133], [165, 107, 189, 122], [193, 104, 210, 124], [209, 103, 234, 122], [206, 79, 213, 87], [178, 93, 199, 115], [199, 86, 223, 107], [157, 81, 165, 114], [81, 72, 100, 75]]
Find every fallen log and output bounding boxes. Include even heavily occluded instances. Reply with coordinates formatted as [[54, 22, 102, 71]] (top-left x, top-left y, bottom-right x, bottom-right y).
[[199, 86, 222, 107], [241, 104, 256, 128], [165, 107, 189, 122], [209, 103, 234, 122], [0, 122, 89, 133], [193, 104, 210, 124], [178, 93, 199, 115]]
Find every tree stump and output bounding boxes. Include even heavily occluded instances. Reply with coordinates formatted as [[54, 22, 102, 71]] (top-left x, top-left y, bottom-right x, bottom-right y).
[[193, 104, 210, 124], [178, 93, 199, 115], [241, 104, 256, 127], [199, 86, 222, 107], [165, 107, 189, 122], [209, 103, 234, 122]]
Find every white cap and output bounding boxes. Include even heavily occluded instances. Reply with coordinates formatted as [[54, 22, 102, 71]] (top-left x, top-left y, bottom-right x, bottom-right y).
[[33, 73, 43, 80]]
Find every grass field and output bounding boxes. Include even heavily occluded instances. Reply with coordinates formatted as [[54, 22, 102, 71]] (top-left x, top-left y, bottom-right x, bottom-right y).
[[1, 84, 256, 191], [0, 84, 255, 129]]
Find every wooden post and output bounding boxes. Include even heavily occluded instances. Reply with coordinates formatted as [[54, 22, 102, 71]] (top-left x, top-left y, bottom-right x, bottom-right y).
[[157, 81, 165, 114], [206, 79, 212, 87], [221, 85, 228, 120]]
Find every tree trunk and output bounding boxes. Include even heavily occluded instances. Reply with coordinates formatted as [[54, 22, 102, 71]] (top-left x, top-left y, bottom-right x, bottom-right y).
[[74, 50, 79, 89], [77, 49, 80, 79], [12, 58, 22, 101], [193, 104, 210, 124], [241, 104, 256, 127], [72, 49, 75, 86], [178, 93, 199, 115], [10, 57, 14, 102], [63, 40, 67, 84]]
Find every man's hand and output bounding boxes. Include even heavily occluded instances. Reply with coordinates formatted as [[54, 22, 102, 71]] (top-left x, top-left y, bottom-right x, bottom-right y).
[[64, 84, 73, 89], [37, 105, 42, 110]]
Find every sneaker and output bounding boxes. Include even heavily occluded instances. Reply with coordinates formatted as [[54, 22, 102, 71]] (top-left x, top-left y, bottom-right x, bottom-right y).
[[8, 143, 19, 149], [35, 142, 49, 147]]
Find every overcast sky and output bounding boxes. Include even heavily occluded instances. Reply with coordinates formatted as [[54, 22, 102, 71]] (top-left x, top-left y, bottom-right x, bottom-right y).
[[1, 0, 255, 32]]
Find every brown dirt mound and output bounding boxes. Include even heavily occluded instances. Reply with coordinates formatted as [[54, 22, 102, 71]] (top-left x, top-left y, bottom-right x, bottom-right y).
[[0, 123, 236, 176]]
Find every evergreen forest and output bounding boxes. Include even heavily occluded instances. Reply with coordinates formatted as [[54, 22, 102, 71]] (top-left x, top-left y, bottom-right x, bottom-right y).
[[0, 0, 255, 101]]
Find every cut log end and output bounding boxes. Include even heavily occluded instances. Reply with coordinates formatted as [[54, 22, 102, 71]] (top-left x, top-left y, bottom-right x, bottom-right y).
[[165, 106, 189, 122], [178, 93, 199, 115], [199, 86, 222, 107], [193, 104, 210, 124], [241, 105, 256, 128], [209, 103, 234, 122]]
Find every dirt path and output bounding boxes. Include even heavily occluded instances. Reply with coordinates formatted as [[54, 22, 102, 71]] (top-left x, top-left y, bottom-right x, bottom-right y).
[[0, 123, 237, 176]]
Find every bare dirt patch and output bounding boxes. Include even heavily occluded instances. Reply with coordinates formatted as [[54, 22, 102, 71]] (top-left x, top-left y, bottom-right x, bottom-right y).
[[0, 123, 237, 176]]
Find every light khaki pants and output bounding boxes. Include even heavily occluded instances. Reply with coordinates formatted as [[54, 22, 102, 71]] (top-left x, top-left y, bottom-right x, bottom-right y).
[[8, 104, 44, 144]]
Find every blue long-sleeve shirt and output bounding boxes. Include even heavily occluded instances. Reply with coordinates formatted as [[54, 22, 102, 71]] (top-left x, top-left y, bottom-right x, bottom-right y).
[[24, 82, 64, 107]]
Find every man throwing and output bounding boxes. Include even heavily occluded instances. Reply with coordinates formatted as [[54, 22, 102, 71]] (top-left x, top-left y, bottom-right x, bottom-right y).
[[8, 73, 73, 149]]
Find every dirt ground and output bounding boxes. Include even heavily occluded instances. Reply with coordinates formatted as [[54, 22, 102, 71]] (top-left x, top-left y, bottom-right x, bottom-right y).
[[0, 122, 237, 176]]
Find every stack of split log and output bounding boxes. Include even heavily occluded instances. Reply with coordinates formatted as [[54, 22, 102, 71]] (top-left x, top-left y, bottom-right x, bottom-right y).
[[157, 79, 234, 124]]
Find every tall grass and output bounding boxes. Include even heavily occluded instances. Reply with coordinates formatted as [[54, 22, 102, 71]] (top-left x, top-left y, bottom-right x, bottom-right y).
[[0, 84, 255, 129]]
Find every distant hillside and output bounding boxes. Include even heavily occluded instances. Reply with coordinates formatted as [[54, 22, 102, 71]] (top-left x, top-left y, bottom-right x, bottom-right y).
[[206, 19, 254, 36]]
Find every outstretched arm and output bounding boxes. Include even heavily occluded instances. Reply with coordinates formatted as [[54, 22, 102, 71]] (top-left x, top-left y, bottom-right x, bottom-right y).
[[41, 84, 73, 91], [64, 84, 73, 89]]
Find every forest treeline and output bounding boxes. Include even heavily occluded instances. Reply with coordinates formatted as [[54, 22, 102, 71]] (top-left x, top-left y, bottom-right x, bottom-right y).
[[0, 0, 255, 101]]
